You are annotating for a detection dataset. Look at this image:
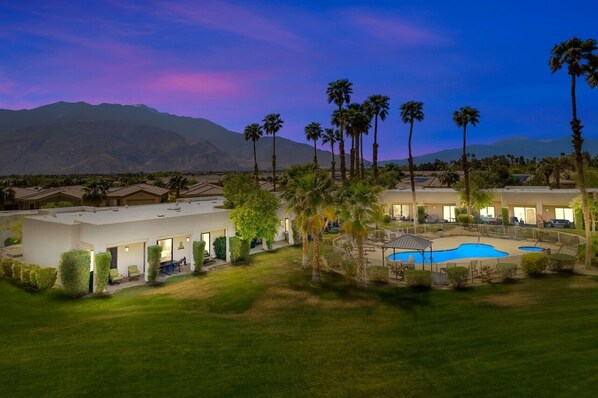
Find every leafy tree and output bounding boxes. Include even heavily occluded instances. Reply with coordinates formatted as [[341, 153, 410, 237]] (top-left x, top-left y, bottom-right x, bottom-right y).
[[304, 122, 323, 166], [82, 178, 111, 206], [262, 113, 284, 191], [365, 95, 390, 181], [167, 173, 189, 200], [327, 79, 353, 180], [400, 101, 425, 229], [0, 180, 15, 210], [222, 174, 258, 209], [569, 194, 598, 231], [244, 123, 263, 183], [550, 36, 598, 268], [453, 106, 480, 222], [437, 167, 459, 187], [338, 182, 383, 288]]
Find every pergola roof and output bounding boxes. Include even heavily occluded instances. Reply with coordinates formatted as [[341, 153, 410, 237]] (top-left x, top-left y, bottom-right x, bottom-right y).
[[382, 234, 432, 251]]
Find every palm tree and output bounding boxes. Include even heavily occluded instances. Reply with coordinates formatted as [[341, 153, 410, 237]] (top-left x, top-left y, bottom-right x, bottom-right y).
[[453, 106, 480, 223], [365, 95, 390, 181], [168, 174, 189, 200], [83, 178, 111, 207], [321, 128, 340, 179], [346, 103, 370, 179], [262, 113, 284, 191], [400, 101, 425, 228], [304, 122, 323, 166], [244, 123, 263, 183], [338, 182, 383, 288], [327, 79, 353, 180], [0, 180, 15, 210], [437, 167, 460, 188], [550, 37, 598, 268]]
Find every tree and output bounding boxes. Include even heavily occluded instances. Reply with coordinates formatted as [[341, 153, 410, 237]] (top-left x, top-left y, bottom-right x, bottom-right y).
[[400, 101, 425, 229], [304, 122, 323, 166], [0, 180, 15, 210], [167, 174, 189, 200], [83, 178, 111, 206], [453, 106, 480, 223], [365, 95, 390, 181], [338, 182, 383, 288], [322, 128, 340, 179], [346, 103, 370, 179], [437, 167, 460, 187], [570, 194, 598, 232], [262, 113, 284, 191], [550, 37, 598, 268], [244, 123, 263, 183], [327, 79, 353, 180]]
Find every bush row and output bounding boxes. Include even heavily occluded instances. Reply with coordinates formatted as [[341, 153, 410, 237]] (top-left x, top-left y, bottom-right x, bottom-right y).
[[1, 258, 57, 290], [404, 270, 432, 288]]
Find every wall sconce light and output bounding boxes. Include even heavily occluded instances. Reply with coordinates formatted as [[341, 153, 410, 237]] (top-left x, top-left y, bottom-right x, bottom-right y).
[[186, 237, 190, 242], [125, 246, 129, 252]]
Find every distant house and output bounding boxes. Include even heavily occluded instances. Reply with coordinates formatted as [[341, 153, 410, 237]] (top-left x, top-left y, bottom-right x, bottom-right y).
[[178, 182, 224, 199], [106, 184, 169, 206], [14, 186, 84, 210]]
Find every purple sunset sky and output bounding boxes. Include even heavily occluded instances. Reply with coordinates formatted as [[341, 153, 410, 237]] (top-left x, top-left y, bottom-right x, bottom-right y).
[[0, 0, 596, 160]]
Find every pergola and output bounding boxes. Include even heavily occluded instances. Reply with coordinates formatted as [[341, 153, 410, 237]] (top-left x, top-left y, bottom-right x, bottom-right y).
[[382, 234, 433, 270]]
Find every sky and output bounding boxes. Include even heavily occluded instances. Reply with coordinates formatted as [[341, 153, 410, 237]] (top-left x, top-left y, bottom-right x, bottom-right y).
[[0, 0, 596, 160]]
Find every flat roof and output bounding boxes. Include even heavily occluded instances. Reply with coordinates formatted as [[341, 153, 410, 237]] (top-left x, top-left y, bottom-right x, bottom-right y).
[[26, 199, 227, 226]]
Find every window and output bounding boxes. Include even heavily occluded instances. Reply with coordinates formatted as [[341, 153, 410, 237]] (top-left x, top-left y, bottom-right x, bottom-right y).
[[157, 238, 173, 263], [443, 205, 456, 222], [201, 233, 211, 254], [479, 207, 495, 218], [513, 207, 536, 224], [555, 208, 574, 222], [392, 204, 410, 220]]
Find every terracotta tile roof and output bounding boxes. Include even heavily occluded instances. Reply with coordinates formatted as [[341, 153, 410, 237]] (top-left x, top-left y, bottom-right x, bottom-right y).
[[107, 184, 169, 198]]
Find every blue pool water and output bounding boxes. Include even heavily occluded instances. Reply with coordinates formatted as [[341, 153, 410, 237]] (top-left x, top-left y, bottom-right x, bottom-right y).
[[519, 246, 542, 252], [388, 243, 508, 264]]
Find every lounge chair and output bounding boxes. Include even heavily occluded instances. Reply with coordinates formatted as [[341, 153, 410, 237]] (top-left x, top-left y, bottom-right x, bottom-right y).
[[469, 260, 479, 279], [127, 265, 141, 280], [109, 269, 124, 284]]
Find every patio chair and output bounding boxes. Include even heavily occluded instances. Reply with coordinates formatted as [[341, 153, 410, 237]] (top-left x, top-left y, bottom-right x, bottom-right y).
[[127, 265, 141, 280], [109, 269, 124, 284], [441, 262, 456, 273], [469, 260, 480, 278]]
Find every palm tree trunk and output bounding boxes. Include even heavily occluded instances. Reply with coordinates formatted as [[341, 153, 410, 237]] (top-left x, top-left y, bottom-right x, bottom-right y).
[[570, 73, 592, 268], [302, 234, 309, 270], [356, 237, 367, 289], [463, 125, 471, 225], [312, 232, 321, 283], [408, 121, 417, 229], [350, 135, 355, 179], [330, 143, 336, 180], [313, 141, 318, 166], [338, 106, 347, 180], [253, 140, 259, 184], [354, 132, 360, 179], [272, 133, 277, 191], [360, 132, 364, 179], [373, 115, 379, 181]]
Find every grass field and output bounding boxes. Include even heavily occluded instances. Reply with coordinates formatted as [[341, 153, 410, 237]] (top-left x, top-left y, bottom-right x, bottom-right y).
[[2, 246, 598, 397]]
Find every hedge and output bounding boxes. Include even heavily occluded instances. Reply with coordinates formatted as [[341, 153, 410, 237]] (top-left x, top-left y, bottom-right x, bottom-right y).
[[548, 253, 577, 272], [501, 208, 509, 226], [34, 267, 58, 290], [0, 259, 56, 290], [193, 240, 206, 273], [60, 250, 91, 297], [368, 266, 389, 283], [1, 258, 13, 277], [229, 236, 250, 264], [456, 214, 474, 225], [404, 270, 432, 288], [520, 252, 548, 276], [3, 236, 21, 247], [147, 245, 162, 283], [417, 206, 426, 225], [214, 236, 227, 260], [94, 252, 111, 293], [20, 264, 40, 286], [496, 263, 518, 281], [446, 266, 469, 288]]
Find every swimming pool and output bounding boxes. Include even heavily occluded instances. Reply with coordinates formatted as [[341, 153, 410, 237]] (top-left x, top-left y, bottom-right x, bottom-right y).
[[388, 243, 508, 264], [519, 246, 542, 252]]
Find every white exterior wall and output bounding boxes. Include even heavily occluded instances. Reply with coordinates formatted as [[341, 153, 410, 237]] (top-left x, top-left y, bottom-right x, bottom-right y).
[[23, 218, 80, 267]]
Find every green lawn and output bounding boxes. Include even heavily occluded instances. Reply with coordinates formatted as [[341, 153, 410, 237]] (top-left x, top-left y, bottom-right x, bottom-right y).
[[2, 246, 598, 397]]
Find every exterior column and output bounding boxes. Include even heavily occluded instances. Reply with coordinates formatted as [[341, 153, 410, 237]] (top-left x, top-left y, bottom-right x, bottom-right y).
[[536, 200, 544, 228]]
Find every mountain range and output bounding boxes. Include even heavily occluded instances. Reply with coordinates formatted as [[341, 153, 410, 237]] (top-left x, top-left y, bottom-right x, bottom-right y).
[[0, 101, 595, 174]]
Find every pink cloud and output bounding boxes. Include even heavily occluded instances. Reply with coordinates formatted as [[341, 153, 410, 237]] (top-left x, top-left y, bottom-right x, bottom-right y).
[[146, 71, 258, 98]]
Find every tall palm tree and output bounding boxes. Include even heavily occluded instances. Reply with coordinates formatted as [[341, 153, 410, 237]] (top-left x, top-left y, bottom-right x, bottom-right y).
[[346, 103, 370, 180], [304, 122, 323, 166], [338, 182, 383, 288], [262, 113, 284, 191], [83, 178, 111, 207], [168, 174, 189, 200], [437, 167, 460, 188], [365, 95, 390, 181], [400, 101, 425, 228], [321, 128, 340, 179], [550, 37, 598, 268], [327, 79, 353, 180], [453, 106, 480, 223], [0, 180, 15, 210], [244, 123, 263, 183]]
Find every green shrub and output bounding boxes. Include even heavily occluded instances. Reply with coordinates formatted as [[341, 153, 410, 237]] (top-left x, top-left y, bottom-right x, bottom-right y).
[[404, 270, 432, 288], [548, 253, 577, 272], [368, 266, 389, 283], [147, 245, 162, 283], [0, 258, 13, 277], [229, 236, 250, 264], [456, 214, 474, 225], [496, 263, 518, 281], [214, 236, 227, 260], [11, 262, 24, 282], [446, 266, 469, 288], [3, 236, 21, 247], [576, 236, 598, 267], [342, 259, 356, 276], [59, 250, 91, 297], [33, 267, 58, 290], [20, 264, 41, 287], [291, 220, 301, 245], [501, 208, 509, 226], [94, 252, 111, 293], [382, 214, 392, 223], [520, 252, 548, 276], [417, 206, 426, 225], [193, 240, 206, 273]]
